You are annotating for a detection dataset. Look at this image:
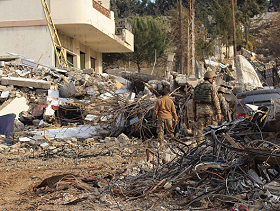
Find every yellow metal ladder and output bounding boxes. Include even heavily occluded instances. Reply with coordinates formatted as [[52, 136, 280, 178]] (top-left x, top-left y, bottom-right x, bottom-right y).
[[41, 0, 68, 67]]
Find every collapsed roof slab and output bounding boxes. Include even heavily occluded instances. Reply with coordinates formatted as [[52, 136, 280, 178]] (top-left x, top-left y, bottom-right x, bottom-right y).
[[0, 97, 29, 118], [1, 77, 52, 89]]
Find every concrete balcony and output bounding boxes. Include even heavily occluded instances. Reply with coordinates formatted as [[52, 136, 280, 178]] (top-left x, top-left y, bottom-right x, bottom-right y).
[[51, 0, 134, 53]]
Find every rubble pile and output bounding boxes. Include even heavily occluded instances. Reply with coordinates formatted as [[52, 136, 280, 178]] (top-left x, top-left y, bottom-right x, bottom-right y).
[[0, 61, 195, 143], [0, 63, 162, 140], [1, 58, 280, 210], [111, 118, 280, 210], [0, 131, 154, 210]]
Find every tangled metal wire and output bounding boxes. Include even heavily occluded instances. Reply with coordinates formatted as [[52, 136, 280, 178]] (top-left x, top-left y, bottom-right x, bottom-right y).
[[112, 118, 280, 210]]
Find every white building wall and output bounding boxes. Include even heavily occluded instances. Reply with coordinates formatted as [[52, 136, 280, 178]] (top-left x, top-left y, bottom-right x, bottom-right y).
[[214, 39, 234, 62], [99, 0, 111, 10], [0, 26, 53, 65], [0, 0, 45, 21], [0, 0, 131, 71], [51, 0, 115, 33]]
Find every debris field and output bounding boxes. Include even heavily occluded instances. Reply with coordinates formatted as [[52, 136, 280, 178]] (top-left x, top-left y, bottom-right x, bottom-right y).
[[0, 58, 280, 211]]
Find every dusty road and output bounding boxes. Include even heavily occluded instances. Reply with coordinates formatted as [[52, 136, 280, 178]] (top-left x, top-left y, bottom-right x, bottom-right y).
[[0, 137, 163, 211]]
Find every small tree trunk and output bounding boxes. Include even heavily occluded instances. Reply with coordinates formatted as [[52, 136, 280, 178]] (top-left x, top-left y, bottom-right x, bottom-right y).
[[137, 62, 141, 72]]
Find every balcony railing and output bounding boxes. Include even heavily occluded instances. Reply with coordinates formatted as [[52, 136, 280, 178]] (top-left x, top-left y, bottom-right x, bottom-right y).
[[92, 0, 110, 18]]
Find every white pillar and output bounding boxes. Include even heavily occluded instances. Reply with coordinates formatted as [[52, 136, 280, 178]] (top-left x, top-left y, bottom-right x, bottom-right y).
[[85, 46, 91, 69], [95, 52, 102, 73], [73, 39, 80, 68]]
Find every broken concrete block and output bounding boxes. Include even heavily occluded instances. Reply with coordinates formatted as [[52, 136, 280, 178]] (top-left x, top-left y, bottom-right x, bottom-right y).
[[87, 88, 96, 95], [48, 87, 59, 98], [127, 92, 135, 102], [100, 92, 113, 100], [118, 133, 129, 143], [43, 105, 55, 123], [0, 97, 29, 118], [115, 77, 129, 85], [104, 137, 119, 143], [85, 114, 99, 123], [100, 115, 113, 122], [104, 137, 111, 143], [0, 61, 5, 67], [51, 148, 59, 153], [14, 120, 24, 132], [32, 119, 41, 127], [74, 86, 87, 97], [175, 74, 188, 86], [59, 82, 77, 98], [85, 138, 95, 146], [1, 91, 9, 98], [40, 142, 49, 150], [35, 89, 48, 96], [71, 137, 78, 144], [143, 86, 153, 96], [115, 80, 124, 90], [0, 144, 8, 151], [10, 149, 19, 154], [32, 135, 45, 143], [18, 148, 27, 153], [157, 83, 163, 91], [19, 137, 31, 142], [162, 150, 176, 163], [82, 68, 94, 74], [19, 111, 34, 124], [1, 77, 52, 89], [0, 85, 8, 91], [11, 142, 21, 149]]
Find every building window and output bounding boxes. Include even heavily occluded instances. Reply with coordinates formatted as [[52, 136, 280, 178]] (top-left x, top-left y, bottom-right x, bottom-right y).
[[67, 53, 74, 66]]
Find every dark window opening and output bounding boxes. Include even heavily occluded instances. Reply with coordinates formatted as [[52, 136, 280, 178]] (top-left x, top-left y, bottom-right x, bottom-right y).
[[80, 51, 86, 70], [91, 57, 96, 70], [67, 53, 74, 66]]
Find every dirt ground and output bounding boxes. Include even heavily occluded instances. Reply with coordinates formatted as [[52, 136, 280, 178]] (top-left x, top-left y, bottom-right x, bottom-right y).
[[0, 137, 174, 211]]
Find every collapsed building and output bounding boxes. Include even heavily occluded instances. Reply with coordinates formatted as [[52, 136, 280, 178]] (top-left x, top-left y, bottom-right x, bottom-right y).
[[0, 0, 134, 72], [0, 2, 280, 206], [0, 48, 280, 210]]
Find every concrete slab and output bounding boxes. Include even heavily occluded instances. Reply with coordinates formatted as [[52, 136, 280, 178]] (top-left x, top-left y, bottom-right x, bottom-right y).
[[1, 77, 52, 89], [31, 125, 102, 139], [0, 97, 29, 118], [235, 55, 263, 90]]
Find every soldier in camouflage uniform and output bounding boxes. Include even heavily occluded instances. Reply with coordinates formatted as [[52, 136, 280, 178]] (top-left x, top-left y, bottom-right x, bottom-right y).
[[218, 87, 229, 125], [193, 71, 222, 138]]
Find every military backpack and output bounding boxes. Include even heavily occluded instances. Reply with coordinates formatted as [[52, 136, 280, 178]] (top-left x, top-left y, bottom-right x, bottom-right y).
[[193, 82, 212, 103]]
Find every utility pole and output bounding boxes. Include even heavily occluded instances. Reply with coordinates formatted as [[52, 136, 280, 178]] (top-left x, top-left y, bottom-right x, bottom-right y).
[[191, 0, 195, 76], [231, 0, 237, 60], [187, 0, 195, 76], [179, 0, 184, 74]]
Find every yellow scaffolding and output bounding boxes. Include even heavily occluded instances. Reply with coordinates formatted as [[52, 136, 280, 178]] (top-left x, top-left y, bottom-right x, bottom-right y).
[[41, 0, 68, 67]]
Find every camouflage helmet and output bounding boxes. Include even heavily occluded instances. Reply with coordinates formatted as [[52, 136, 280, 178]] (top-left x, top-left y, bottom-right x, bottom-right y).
[[204, 71, 216, 79], [218, 87, 226, 93]]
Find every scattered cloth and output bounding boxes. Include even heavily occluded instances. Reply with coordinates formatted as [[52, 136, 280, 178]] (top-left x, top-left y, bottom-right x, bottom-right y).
[[0, 113, 16, 138]]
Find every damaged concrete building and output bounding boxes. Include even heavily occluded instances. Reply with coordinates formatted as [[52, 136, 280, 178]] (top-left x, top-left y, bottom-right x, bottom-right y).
[[0, 0, 134, 72]]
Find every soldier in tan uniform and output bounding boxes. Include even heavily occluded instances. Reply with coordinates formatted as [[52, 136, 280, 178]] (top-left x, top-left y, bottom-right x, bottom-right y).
[[193, 71, 222, 138], [218, 87, 229, 124], [153, 89, 178, 145]]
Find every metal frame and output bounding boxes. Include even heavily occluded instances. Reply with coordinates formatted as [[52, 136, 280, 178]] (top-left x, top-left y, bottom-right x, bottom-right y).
[[41, 0, 68, 67]]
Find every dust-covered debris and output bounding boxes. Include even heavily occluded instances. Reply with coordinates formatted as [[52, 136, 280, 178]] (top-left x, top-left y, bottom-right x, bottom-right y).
[[0, 52, 280, 210]]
